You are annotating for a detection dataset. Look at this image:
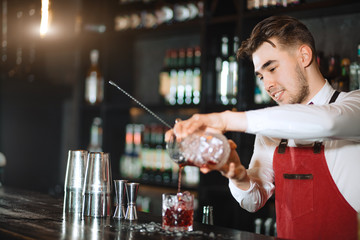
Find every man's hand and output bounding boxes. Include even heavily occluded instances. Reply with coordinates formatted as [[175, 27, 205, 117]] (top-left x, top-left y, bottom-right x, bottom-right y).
[[200, 140, 250, 191], [173, 112, 227, 140]]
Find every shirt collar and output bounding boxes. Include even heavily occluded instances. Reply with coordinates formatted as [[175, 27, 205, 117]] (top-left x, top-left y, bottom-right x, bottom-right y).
[[307, 80, 336, 105]]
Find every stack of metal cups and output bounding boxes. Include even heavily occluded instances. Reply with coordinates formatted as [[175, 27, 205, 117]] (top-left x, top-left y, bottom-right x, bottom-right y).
[[63, 150, 140, 221], [63, 150, 113, 218]]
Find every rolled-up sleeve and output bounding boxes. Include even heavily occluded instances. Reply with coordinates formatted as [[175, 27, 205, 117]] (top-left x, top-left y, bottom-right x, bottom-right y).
[[228, 135, 276, 212]]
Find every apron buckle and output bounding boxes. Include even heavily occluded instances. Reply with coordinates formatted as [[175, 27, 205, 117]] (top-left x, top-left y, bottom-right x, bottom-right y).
[[278, 139, 288, 154], [313, 142, 322, 154]]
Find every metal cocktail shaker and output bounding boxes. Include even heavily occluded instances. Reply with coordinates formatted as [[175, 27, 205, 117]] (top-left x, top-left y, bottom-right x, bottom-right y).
[[63, 150, 88, 214], [82, 152, 113, 217]]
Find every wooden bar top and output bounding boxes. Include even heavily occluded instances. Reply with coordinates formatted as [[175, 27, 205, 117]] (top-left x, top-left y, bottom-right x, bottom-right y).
[[0, 187, 278, 240]]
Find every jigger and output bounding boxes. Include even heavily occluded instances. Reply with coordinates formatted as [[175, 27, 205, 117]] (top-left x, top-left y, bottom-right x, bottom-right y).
[[125, 182, 140, 221], [113, 180, 128, 219]]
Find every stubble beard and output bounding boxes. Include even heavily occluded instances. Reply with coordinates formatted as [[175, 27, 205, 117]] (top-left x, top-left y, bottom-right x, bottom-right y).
[[287, 64, 310, 104]]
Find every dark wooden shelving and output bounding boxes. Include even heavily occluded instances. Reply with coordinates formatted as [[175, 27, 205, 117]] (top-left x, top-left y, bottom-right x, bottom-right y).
[[110, 18, 204, 36], [208, 14, 238, 24], [243, 0, 360, 19]]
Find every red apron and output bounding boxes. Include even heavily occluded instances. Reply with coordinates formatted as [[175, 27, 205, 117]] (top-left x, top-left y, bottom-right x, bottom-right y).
[[272, 91, 357, 240]]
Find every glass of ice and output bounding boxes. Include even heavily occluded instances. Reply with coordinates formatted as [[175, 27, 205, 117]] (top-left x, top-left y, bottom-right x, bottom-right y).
[[162, 192, 194, 231], [166, 131, 230, 168]]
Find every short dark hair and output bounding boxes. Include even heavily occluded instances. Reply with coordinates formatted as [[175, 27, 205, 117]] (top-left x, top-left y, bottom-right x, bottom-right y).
[[237, 15, 316, 62]]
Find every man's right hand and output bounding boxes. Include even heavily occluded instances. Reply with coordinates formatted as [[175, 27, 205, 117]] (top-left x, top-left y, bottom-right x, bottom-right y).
[[173, 112, 227, 141]]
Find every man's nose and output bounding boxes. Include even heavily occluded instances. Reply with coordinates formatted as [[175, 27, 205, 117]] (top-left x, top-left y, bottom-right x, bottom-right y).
[[263, 76, 275, 92]]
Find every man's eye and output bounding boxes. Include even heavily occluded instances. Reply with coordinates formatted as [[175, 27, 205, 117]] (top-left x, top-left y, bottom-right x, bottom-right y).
[[270, 67, 276, 72]]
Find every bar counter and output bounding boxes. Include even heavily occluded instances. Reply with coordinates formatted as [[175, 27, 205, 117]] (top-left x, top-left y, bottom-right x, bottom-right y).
[[0, 187, 278, 240]]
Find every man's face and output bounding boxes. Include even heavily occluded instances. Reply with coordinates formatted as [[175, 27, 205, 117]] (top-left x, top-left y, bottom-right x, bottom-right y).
[[252, 38, 310, 105]]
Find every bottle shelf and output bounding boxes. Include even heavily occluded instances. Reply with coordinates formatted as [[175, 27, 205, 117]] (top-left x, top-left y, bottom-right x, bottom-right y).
[[110, 18, 203, 36], [243, 0, 360, 19], [111, 0, 205, 34]]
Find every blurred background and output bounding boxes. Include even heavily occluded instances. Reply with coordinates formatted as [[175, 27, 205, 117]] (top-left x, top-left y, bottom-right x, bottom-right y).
[[0, 0, 360, 236]]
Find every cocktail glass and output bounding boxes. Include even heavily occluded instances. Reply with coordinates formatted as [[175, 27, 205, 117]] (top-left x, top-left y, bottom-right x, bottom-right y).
[[162, 192, 194, 231]]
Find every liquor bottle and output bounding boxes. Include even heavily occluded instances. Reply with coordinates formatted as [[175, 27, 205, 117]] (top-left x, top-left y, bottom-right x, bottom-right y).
[[174, 3, 190, 22], [120, 124, 134, 178], [152, 125, 162, 183], [193, 46, 201, 105], [187, 2, 199, 20], [254, 75, 271, 104], [262, 0, 269, 9], [85, 49, 104, 105], [327, 55, 341, 90], [268, 0, 280, 8], [132, 124, 143, 179], [288, 0, 301, 6], [88, 117, 103, 152], [228, 36, 239, 105], [216, 36, 230, 105], [148, 124, 158, 182], [349, 44, 360, 91], [168, 49, 178, 105], [184, 165, 200, 186], [281, 0, 287, 7], [184, 47, 194, 105], [162, 126, 173, 185], [177, 48, 186, 105], [254, 84, 263, 104], [333, 58, 350, 92], [155, 5, 174, 25], [141, 125, 151, 182], [247, 0, 255, 10], [254, 0, 260, 10], [159, 50, 171, 103], [317, 51, 328, 77], [141, 10, 157, 29]]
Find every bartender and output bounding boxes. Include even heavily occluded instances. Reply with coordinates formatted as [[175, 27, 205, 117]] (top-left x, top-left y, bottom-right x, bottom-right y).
[[170, 15, 360, 240]]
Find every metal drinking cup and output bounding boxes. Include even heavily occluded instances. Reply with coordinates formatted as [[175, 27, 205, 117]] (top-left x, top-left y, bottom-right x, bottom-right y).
[[82, 152, 113, 217], [63, 150, 88, 214]]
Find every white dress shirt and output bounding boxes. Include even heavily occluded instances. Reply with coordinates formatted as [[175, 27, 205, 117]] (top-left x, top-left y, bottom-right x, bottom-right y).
[[229, 81, 360, 212]]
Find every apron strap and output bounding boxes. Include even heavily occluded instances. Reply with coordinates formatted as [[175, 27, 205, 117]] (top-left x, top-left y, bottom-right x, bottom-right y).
[[277, 90, 341, 154], [329, 90, 340, 104]]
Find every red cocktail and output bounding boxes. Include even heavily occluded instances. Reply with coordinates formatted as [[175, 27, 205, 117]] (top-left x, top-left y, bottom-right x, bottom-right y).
[[162, 192, 194, 231]]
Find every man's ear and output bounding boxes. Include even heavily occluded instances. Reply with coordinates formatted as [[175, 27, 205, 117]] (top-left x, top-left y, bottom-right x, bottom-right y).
[[299, 44, 313, 68]]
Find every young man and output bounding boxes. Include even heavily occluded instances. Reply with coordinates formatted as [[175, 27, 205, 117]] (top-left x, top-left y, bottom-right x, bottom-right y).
[[170, 15, 360, 239]]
